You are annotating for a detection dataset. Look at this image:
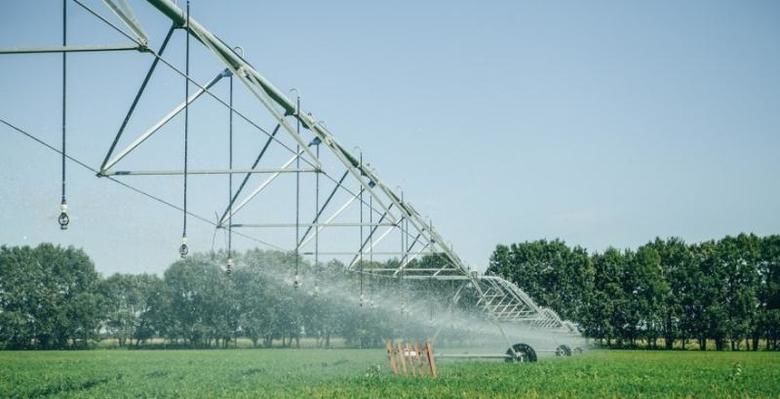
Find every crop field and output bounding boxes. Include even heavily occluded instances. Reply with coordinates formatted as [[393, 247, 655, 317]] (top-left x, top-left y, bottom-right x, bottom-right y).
[[1, 350, 779, 398]]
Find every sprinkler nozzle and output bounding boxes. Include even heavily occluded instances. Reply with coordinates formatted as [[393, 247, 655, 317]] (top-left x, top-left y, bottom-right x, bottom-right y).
[[179, 237, 189, 258], [226, 257, 233, 275], [58, 202, 69, 230]]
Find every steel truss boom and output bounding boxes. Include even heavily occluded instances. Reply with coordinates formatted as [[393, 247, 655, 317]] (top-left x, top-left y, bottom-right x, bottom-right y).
[[0, 0, 580, 340], [144, 0, 472, 281], [139, 0, 578, 333]]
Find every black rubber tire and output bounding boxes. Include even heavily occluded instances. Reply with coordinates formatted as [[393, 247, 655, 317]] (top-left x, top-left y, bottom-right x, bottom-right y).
[[555, 344, 572, 357], [505, 343, 537, 363]]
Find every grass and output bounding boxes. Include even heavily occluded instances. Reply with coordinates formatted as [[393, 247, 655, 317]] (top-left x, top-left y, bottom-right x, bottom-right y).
[[1, 349, 779, 398]]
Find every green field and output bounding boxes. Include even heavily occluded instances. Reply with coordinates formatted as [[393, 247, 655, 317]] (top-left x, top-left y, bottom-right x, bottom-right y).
[[1, 349, 779, 398]]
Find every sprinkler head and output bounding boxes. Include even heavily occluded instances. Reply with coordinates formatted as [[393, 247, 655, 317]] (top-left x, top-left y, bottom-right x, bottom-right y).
[[226, 257, 233, 275], [58, 202, 69, 230], [294, 274, 301, 289], [179, 237, 189, 258]]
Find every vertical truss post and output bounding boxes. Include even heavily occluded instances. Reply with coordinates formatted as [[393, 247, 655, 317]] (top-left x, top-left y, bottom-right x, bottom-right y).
[[368, 193, 373, 303], [58, 0, 70, 230], [179, 0, 191, 258], [359, 152, 364, 305], [314, 143, 320, 267], [226, 67, 234, 274], [294, 94, 301, 288]]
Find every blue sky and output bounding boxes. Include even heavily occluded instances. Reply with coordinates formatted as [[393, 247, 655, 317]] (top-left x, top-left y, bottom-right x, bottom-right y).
[[1, 0, 778, 275]]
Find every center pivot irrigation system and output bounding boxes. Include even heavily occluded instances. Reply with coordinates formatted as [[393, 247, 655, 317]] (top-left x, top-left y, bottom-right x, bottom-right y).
[[1, 0, 583, 361]]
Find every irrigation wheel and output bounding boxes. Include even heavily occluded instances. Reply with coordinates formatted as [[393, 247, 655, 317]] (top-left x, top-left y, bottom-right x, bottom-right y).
[[555, 344, 572, 357], [505, 343, 537, 363]]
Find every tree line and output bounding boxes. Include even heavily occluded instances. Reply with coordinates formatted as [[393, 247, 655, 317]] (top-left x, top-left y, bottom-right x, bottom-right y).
[[0, 244, 457, 350], [488, 234, 780, 350], [2, 234, 778, 351]]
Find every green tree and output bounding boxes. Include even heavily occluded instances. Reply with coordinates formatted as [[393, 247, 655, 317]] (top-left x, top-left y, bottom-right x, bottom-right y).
[[160, 255, 234, 347], [584, 248, 625, 346], [0, 244, 101, 349], [718, 234, 760, 350], [645, 237, 690, 349], [756, 235, 780, 350], [488, 240, 591, 322], [628, 244, 668, 348], [99, 273, 163, 347]]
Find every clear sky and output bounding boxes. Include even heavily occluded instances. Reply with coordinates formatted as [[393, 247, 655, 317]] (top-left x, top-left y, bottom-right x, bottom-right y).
[[1, 0, 778, 276]]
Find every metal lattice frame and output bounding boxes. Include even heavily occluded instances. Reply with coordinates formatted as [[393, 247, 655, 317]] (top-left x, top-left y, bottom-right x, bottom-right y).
[[0, 0, 577, 337]]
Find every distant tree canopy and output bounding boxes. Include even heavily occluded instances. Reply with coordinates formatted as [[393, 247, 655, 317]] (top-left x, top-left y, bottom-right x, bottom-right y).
[[1, 234, 778, 350], [0, 244, 101, 349], [487, 234, 780, 350], [0, 245, 453, 349]]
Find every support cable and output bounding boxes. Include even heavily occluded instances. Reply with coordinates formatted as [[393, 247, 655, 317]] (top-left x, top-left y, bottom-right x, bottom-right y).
[[0, 117, 282, 250], [179, 0, 190, 258], [58, 0, 69, 230]]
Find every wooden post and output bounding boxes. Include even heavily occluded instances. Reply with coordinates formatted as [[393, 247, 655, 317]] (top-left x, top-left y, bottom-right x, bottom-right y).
[[417, 342, 426, 376], [408, 343, 418, 376], [397, 342, 408, 375], [387, 340, 437, 378], [386, 340, 398, 375], [414, 342, 424, 376], [425, 341, 438, 378]]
